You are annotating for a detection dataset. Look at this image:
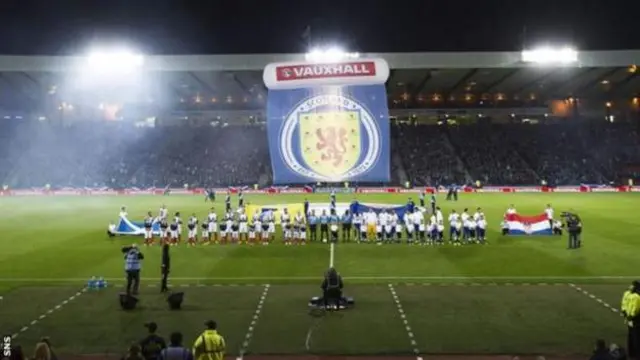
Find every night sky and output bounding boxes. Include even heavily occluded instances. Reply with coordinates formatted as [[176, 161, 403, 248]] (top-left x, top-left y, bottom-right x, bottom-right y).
[[0, 0, 639, 55]]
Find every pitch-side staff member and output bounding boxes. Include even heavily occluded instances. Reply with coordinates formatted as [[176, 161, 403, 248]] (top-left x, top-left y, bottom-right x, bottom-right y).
[[123, 244, 144, 295], [161, 243, 170, 292], [621, 280, 640, 359], [193, 320, 225, 360]]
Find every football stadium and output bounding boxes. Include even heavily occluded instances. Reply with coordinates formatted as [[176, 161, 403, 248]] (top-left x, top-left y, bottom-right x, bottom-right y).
[[1, 40, 640, 360]]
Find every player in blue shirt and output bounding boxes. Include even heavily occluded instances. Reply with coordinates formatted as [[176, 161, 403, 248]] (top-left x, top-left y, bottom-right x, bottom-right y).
[[407, 198, 415, 213]]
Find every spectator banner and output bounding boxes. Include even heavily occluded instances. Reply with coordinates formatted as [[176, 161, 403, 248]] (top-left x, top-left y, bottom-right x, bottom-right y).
[[263, 59, 391, 184]]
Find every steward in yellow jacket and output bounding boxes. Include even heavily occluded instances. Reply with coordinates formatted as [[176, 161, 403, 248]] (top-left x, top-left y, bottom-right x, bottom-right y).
[[192, 320, 225, 360], [621, 281, 640, 358]]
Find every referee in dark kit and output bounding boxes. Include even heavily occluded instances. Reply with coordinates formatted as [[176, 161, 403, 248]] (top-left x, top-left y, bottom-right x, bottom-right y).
[[161, 243, 170, 292]]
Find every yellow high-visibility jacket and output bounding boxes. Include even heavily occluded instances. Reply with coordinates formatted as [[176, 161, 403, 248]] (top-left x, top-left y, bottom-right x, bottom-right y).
[[192, 330, 225, 360]]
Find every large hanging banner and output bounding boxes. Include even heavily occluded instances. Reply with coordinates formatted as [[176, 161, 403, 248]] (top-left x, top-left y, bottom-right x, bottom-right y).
[[263, 59, 391, 184]]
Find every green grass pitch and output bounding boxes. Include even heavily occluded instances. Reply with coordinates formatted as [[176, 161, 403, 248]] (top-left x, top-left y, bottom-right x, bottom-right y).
[[0, 192, 637, 356]]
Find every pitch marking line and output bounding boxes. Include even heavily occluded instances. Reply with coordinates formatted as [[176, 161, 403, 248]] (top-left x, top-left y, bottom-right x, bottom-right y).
[[329, 242, 335, 268], [0, 275, 638, 282], [237, 284, 270, 360], [388, 284, 422, 360], [11, 287, 87, 340], [568, 283, 621, 316]]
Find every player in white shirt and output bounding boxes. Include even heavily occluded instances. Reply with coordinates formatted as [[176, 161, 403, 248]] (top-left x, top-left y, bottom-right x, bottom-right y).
[[267, 210, 276, 242], [169, 217, 180, 245], [173, 212, 183, 242], [500, 219, 509, 235], [435, 207, 444, 225], [159, 205, 168, 221], [461, 208, 471, 243], [468, 217, 477, 243], [260, 212, 270, 244], [201, 217, 210, 244], [221, 211, 233, 244], [353, 213, 362, 242], [552, 219, 563, 235], [393, 212, 402, 242], [108, 222, 116, 237], [247, 212, 256, 245], [413, 209, 426, 244], [230, 215, 239, 243], [403, 211, 414, 243], [448, 210, 460, 243], [379, 210, 390, 243], [207, 208, 218, 244], [281, 209, 292, 245], [473, 207, 483, 222], [159, 218, 170, 244], [187, 214, 199, 246], [358, 213, 369, 243], [119, 206, 128, 219], [375, 212, 384, 243], [453, 218, 462, 245], [476, 215, 487, 244], [545, 204, 554, 228], [427, 213, 437, 244], [505, 204, 517, 215], [294, 211, 306, 245], [238, 210, 249, 244], [143, 211, 155, 246], [435, 208, 445, 242], [250, 211, 261, 244], [227, 213, 240, 244], [389, 210, 398, 242]]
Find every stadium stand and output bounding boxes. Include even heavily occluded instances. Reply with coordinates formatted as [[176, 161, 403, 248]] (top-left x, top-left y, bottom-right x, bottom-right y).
[[1, 120, 639, 188], [0, 51, 639, 188]]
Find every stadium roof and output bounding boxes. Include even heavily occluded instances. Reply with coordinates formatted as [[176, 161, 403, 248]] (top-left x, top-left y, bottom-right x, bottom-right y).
[[0, 50, 639, 112]]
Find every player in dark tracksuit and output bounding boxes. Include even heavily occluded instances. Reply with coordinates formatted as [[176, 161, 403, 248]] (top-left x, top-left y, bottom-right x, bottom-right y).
[[225, 192, 231, 212], [430, 194, 437, 214]]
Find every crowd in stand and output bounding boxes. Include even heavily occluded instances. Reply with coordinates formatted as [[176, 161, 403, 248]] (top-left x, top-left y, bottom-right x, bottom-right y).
[[0, 119, 639, 188], [393, 124, 467, 186], [7, 320, 226, 360]]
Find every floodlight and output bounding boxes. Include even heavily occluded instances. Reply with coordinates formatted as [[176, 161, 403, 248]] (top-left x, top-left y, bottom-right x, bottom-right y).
[[73, 46, 146, 91], [521, 47, 578, 64], [305, 46, 359, 62], [84, 48, 144, 75]]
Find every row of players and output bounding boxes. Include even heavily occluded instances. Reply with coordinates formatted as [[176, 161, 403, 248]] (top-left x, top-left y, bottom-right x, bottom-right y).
[[132, 205, 490, 246]]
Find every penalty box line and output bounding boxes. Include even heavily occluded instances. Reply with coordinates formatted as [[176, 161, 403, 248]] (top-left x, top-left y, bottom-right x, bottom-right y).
[[11, 287, 87, 340], [388, 284, 422, 360], [237, 284, 270, 360], [568, 283, 622, 317]]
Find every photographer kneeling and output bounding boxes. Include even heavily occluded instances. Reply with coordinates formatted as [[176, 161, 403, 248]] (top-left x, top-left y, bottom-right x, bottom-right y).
[[321, 267, 344, 310]]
